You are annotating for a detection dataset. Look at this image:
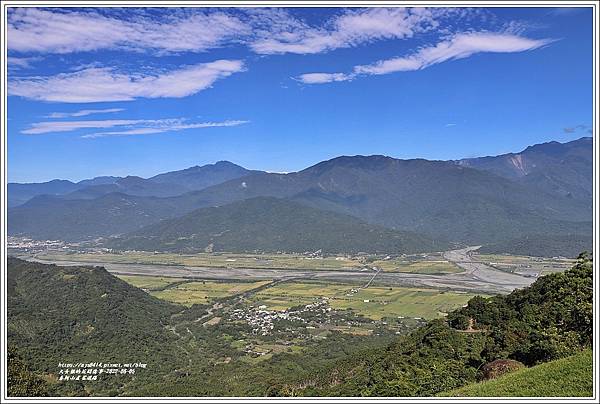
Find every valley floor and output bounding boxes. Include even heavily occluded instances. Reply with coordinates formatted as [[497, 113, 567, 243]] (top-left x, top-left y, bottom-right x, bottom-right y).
[[19, 247, 572, 295]]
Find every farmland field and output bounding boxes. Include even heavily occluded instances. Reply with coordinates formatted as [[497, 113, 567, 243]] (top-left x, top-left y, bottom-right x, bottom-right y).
[[116, 275, 186, 290], [248, 281, 482, 320], [149, 280, 271, 306]]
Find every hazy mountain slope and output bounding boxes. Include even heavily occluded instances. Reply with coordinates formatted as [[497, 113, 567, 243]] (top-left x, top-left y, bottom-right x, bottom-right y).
[[477, 234, 593, 258], [8, 193, 185, 241], [458, 137, 592, 201], [8, 161, 258, 207], [8, 156, 591, 245], [8, 176, 122, 207], [62, 176, 190, 199], [8, 140, 592, 249], [150, 160, 261, 191], [169, 156, 591, 244], [76, 176, 121, 187], [8, 180, 81, 207], [110, 197, 448, 254]]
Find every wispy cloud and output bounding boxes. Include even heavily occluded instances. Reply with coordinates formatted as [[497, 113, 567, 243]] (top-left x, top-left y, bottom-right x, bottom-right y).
[[297, 32, 553, 84], [46, 108, 125, 118], [21, 117, 249, 136], [22, 119, 152, 134], [548, 7, 586, 16], [249, 8, 438, 55], [8, 8, 249, 54], [8, 8, 469, 56], [9, 60, 244, 103], [82, 119, 249, 138], [7, 56, 42, 69], [563, 124, 592, 135], [445, 123, 457, 127]]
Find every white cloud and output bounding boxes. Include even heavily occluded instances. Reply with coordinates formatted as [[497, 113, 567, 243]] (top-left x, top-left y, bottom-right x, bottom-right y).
[[46, 108, 125, 118], [21, 117, 249, 136], [8, 8, 249, 54], [8, 8, 444, 56], [82, 120, 250, 138], [9, 60, 245, 103], [298, 32, 553, 84], [296, 73, 353, 84], [7, 56, 42, 69], [250, 8, 438, 55], [22, 119, 152, 134], [356, 32, 553, 75]]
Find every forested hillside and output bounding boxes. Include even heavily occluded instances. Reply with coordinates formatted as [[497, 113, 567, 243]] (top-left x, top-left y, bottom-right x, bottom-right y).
[[8, 254, 593, 397], [110, 196, 448, 254]]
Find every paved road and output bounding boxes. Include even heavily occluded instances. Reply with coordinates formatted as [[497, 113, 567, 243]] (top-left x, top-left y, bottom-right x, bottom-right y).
[[29, 246, 535, 295]]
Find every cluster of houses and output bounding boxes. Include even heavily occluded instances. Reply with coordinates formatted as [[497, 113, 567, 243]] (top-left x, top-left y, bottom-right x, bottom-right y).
[[228, 299, 336, 336], [7, 236, 69, 253]]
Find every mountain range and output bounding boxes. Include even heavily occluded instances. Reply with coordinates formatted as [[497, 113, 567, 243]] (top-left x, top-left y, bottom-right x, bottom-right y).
[[108, 196, 447, 254], [8, 137, 593, 256], [7, 161, 257, 207]]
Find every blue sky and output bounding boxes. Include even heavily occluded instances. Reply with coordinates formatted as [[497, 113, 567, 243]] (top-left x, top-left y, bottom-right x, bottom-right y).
[[6, 6, 594, 183]]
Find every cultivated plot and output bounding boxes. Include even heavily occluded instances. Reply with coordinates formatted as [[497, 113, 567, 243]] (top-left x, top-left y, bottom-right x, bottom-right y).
[[249, 281, 482, 320], [150, 280, 271, 306]]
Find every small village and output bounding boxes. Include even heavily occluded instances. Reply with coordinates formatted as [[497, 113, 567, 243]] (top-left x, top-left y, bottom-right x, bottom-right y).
[[228, 299, 369, 336]]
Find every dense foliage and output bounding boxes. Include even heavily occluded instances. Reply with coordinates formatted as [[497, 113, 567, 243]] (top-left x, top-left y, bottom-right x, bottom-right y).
[[448, 252, 593, 364], [7, 257, 185, 395], [7, 348, 49, 397]]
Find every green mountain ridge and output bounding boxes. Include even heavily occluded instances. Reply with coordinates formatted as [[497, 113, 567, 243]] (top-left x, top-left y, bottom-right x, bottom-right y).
[[108, 196, 448, 254], [7, 257, 184, 396], [458, 137, 592, 202]]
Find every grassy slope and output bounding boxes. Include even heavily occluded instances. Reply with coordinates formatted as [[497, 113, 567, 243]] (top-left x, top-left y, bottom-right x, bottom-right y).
[[442, 349, 593, 397]]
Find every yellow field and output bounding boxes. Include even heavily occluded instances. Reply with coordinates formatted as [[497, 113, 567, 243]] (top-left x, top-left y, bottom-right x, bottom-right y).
[[250, 281, 482, 320], [150, 280, 270, 306], [116, 275, 185, 290], [330, 287, 481, 320]]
